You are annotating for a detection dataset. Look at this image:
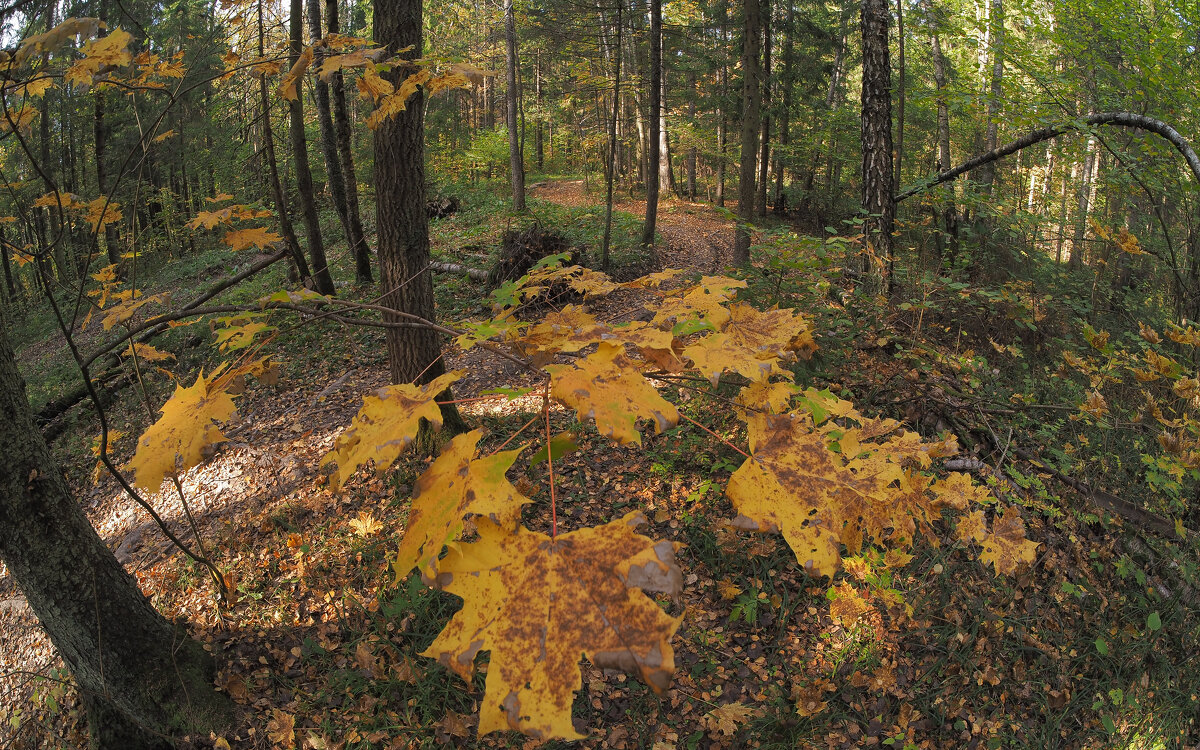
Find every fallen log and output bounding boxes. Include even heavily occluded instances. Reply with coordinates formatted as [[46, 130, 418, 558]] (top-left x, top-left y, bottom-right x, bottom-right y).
[[429, 261, 487, 281]]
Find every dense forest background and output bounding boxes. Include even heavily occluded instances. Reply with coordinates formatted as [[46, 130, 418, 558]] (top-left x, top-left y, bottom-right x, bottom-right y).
[[2, 0, 1200, 747]]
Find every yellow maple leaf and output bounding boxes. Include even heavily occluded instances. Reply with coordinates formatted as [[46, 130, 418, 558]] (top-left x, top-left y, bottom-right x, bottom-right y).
[[222, 226, 283, 251], [83, 197, 121, 231], [422, 512, 681, 740], [82, 28, 133, 67], [684, 303, 814, 385], [277, 45, 313, 100], [828, 581, 871, 628], [15, 18, 103, 64], [128, 369, 238, 491], [266, 708, 295, 747], [124, 341, 174, 362], [365, 69, 431, 129], [24, 76, 54, 97], [957, 506, 1038, 575], [152, 129, 177, 143], [102, 292, 167, 330], [214, 320, 274, 352], [355, 67, 393, 100], [547, 342, 679, 446], [519, 304, 611, 354], [649, 275, 746, 329], [317, 47, 386, 80], [703, 702, 754, 736], [614, 321, 686, 372], [393, 429, 530, 579], [322, 371, 462, 490], [426, 70, 471, 96], [349, 511, 382, 537], [725, 412, 921, 578], [187, 207, 233, 230]]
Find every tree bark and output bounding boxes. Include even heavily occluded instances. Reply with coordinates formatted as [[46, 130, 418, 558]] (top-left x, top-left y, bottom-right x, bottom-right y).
[[733, 0, 762, 264], [288, 0, 336, 295], [0, 315, 231, 747], [374, 0, 467, 432], [258, 0, 313, 285], [893, 0, 905, 192], [771, 0, 795, 214], [922, 0, 957, 255], [504, 0, 526, 211], [307, 0, 365, 283], [686, 70, 697, 201], [860, 0, 895, 289], [756, 0, 772, 217], [715, 2, 729, 207], [325, 0, 372, 283], [896, 113, 1200, 202], [974, 0, 1004, 194], [640, 0, 662, 249], [602, 0, 622, 268]]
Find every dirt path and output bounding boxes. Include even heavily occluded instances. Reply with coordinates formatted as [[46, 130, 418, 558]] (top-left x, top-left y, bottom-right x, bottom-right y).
[[529, 178, 739, 272]]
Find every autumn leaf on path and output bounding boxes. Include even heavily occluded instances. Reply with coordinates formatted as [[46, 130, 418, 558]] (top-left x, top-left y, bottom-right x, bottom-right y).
[[547, 342, 679, 446], [423, 512, 682, 740], [129, 369, 237, 492], [393, 429, 530, 580], [322, 371, 461, 490], [266, 708, 295, 747], [703, 702, 754, 736], [349, 511, 382, 537], [956, 506, 1039, 576]]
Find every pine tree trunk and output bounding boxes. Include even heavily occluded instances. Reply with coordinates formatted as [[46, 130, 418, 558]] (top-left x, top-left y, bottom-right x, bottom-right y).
[[374, 0, 467, 433], [289, 0, 336, 295], [772, 0, 794, 214], [860, 0, 895, 290], [640, 0, 662, 248], [756, 0, 771, 217], [504, 0, 526, 211], [258, 0, 313, 285], [326, 0, 372, 283], [733, 0, 762, 263], [0, 316, 231, 747], [715, 3, 728, 208], [893, 0, 905, 192], [306, 0, 361, 280]]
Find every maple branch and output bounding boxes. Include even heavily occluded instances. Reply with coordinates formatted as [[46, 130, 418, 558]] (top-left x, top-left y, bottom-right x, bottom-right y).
[[896, 112, 1200, 203]]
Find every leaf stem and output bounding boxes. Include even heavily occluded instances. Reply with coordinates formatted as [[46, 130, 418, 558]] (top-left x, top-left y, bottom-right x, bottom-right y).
[[678, 411, 750, 458], [543, 380, 558, 539]]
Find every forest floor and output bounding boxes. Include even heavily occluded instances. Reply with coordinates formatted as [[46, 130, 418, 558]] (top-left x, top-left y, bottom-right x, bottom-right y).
[[2, 180, 1199, 750]]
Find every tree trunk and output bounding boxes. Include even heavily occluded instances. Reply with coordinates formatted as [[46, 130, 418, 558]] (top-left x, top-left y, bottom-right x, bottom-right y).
[[1069, 136, 1097, 269], [374, 0, 467, 433], [686, 70, 697, 201], [307, 0, 361, 280], [602, 0, 622, 268], [860, 0, 895, 290], [289, 0, 336, 295], [923, 0, 958, 257], [1, 226, 16, 298], [893, 0, 905, 192], [258, 0, 313, 285], [92, 0, 121, 269], [733, 0, 762, 264], [975, 0, 1004, 194], [325, 0, 372, 283], [0, 315, 231, 747], [756, 0, 772, 217], [772, 0, 794, 214], [535, 49, 545, 170], [504, 0, 526, 211], [640, 0, 662, 248], [715, 2, 729, 207]]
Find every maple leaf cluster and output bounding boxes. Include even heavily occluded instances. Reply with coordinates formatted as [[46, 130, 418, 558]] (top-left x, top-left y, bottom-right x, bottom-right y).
[[305, 264, 1036, 741]]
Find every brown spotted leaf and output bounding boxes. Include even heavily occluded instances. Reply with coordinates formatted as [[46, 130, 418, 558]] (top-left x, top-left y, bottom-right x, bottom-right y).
[[969, 505, 1039, 576], [422, 512, 681, 741], [725, 411, 972, 578], [546, 342, 679, 445], [393, 429, 530, 580], [321, 371, 462, 490]]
